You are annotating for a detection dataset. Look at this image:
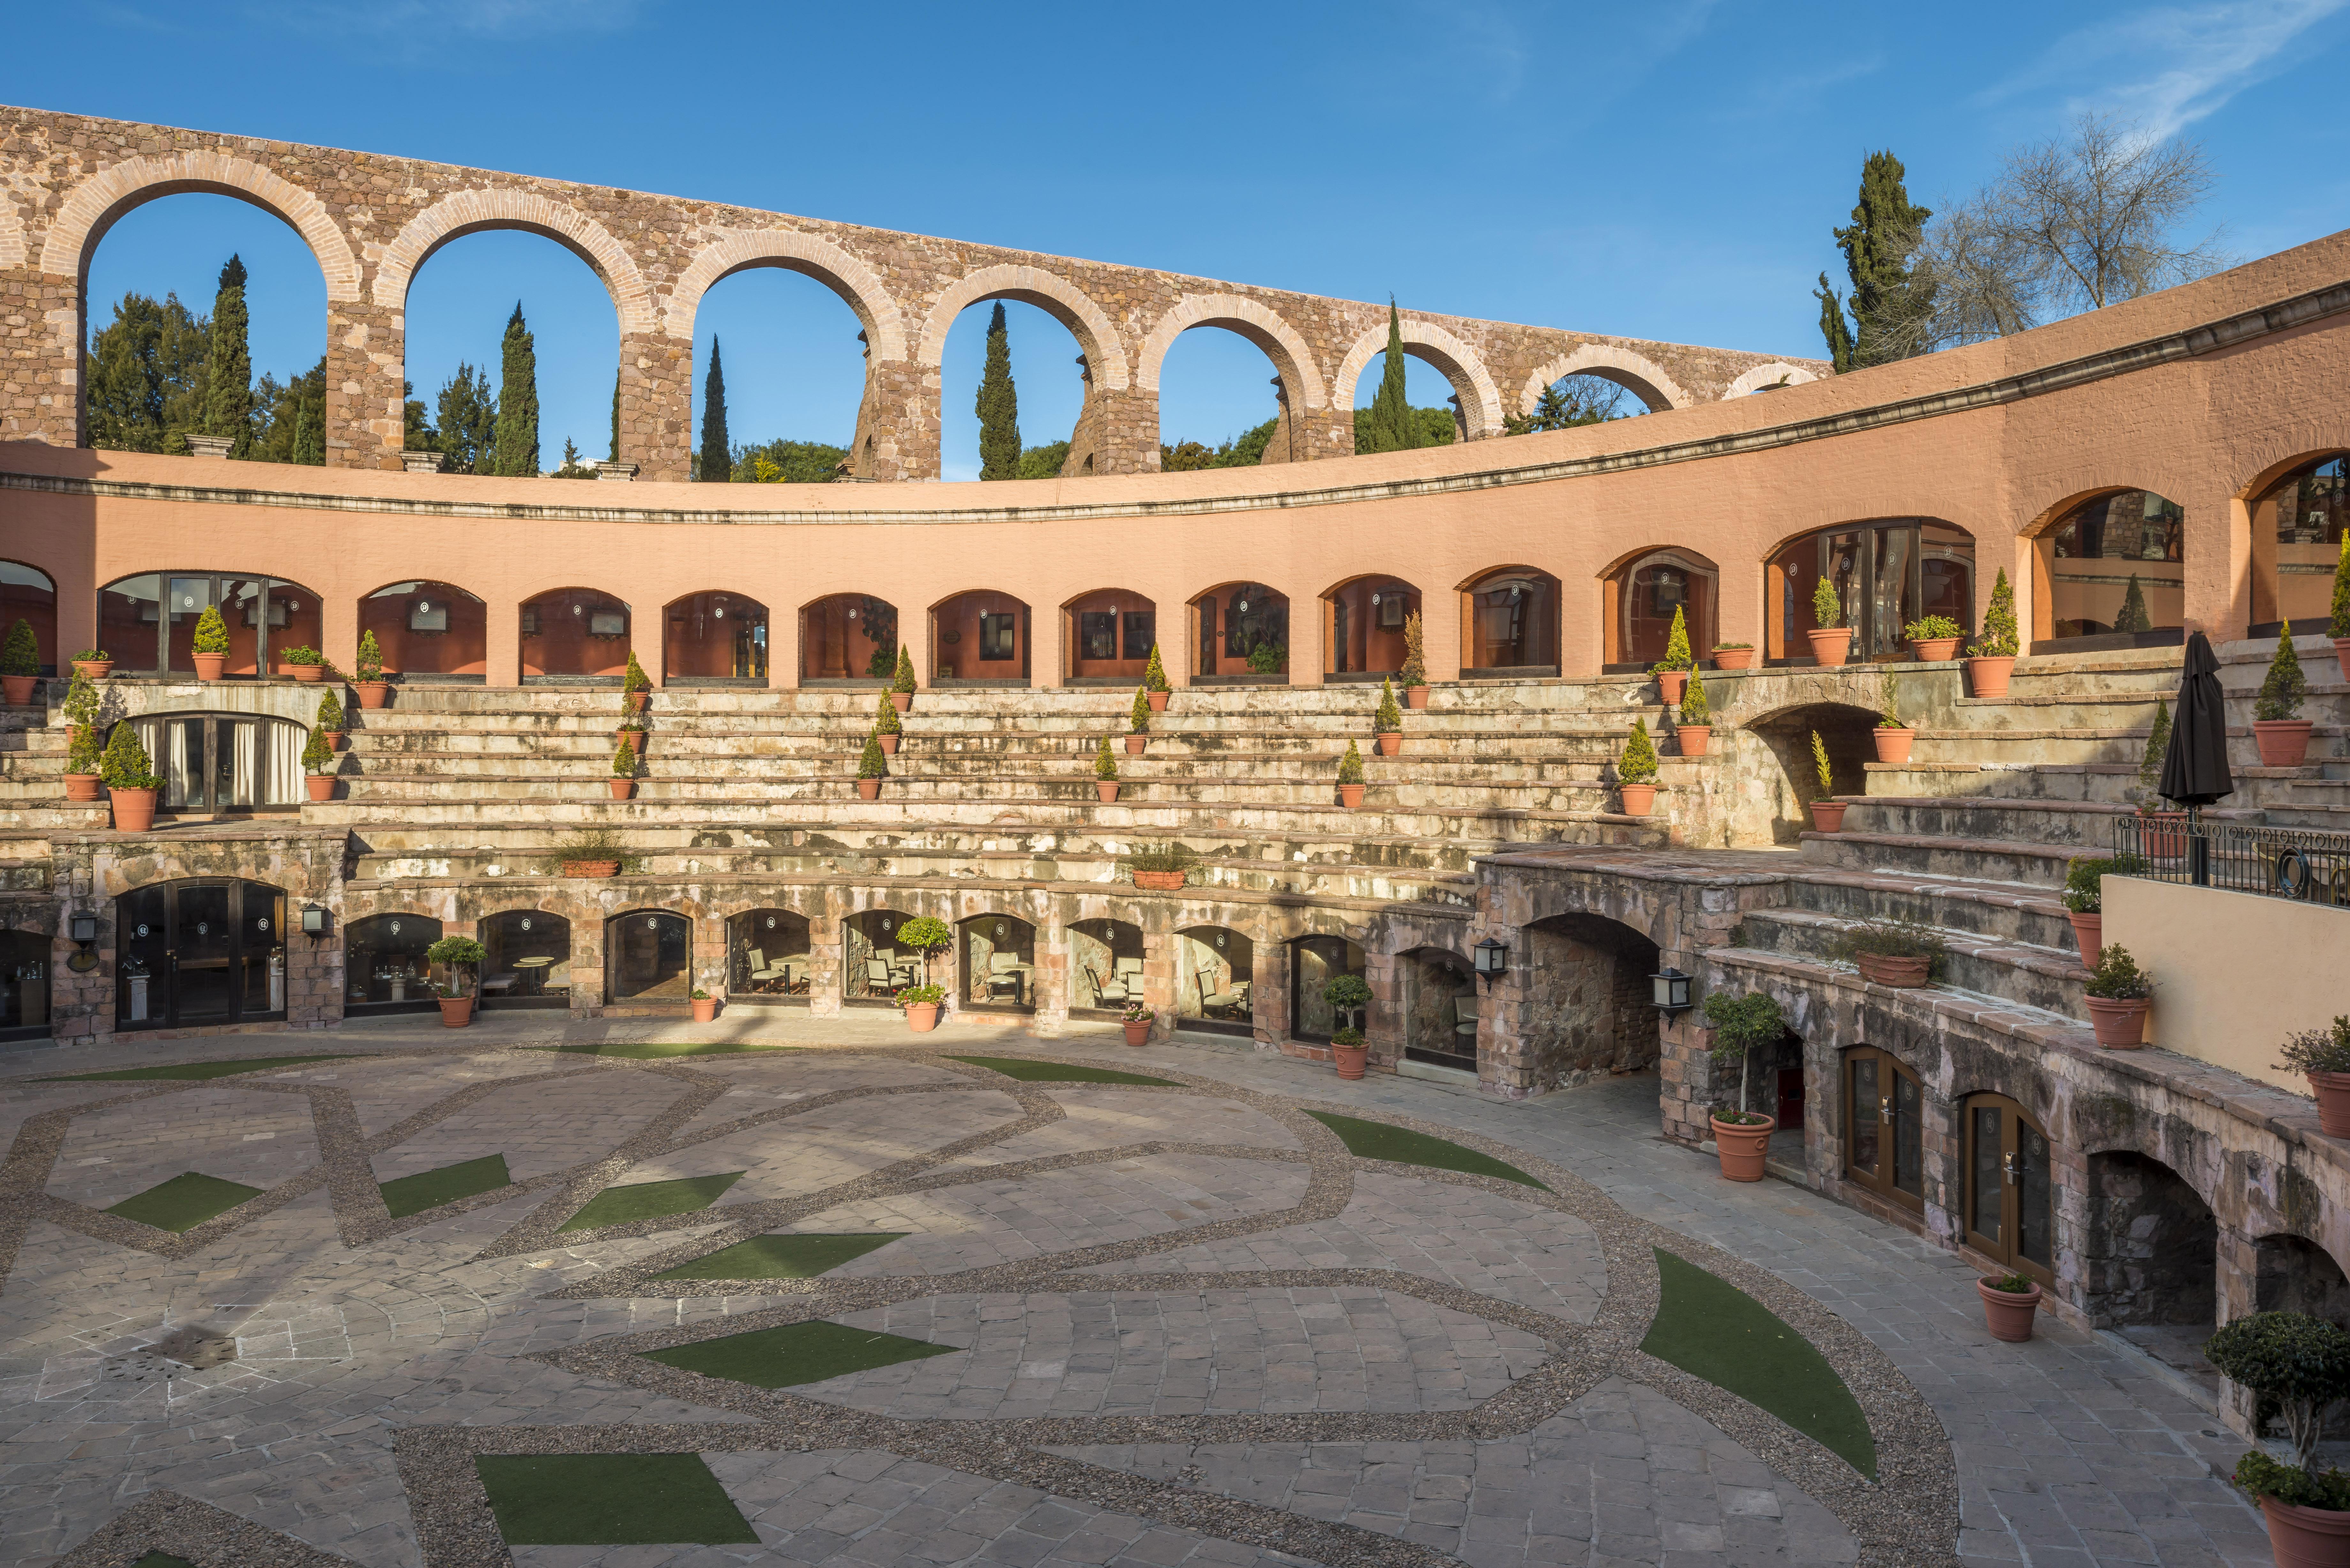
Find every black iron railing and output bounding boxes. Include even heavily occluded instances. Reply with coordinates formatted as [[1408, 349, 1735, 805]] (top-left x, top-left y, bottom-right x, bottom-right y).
[[2112, 815, 2350, 906]]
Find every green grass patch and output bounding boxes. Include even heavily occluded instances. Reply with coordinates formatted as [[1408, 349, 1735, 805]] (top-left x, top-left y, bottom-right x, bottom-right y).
[[105, 1172, 265, 1233], [379, 1154, 514, 1219], [945, 1053, 1174, 1086], [542, 1041, 804, 1059], [473, 1453, 757, 1545], [640, 1319, 957, 1389], [1641, 1248, 1876, 1477], [654, 1232, 908, 1281], [1306, 1111, 1548, 1189], [132, 1554, 197, 1568], [559, 1172, 744, 1232], [41, 1054, 343, 1082]]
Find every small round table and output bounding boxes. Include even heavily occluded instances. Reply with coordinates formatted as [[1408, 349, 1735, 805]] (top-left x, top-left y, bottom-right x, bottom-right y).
[[512, 955, 556, 995]]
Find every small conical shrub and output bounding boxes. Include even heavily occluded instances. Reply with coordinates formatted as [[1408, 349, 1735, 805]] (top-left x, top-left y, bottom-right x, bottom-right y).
[[2113, 574, 2152, 635], [1811, 574, 1842, 630], [1375, 677, 1402, 732], [893, 645, 916, 694], [875, 689, 900, 734], [99, 721, 159, 789], [0, 617, 36, 677], [68, 721, 102, 776], [1878, 673, 1901, 728], [1337, 738, 1365, 784], [858, 730, 888, 778], [356, 629, 384, 682], [1975, 568, 2019, 656], [1657, 605, 1692, 673], [613, 738, 635, 777], [1095, 735, 1118, 780], [1400, 611, 1426, 688], [1145, 643, 1171, 694], [1130, 686, 1151, 733], [1811, 730, 1832, 795], [61, 670, 100, 729], [2139, 699, 2171, 797], [2333, 532, 2350, 639], [1678, 672, 1709, 725], [1619, 718, 1659, 784], [2257, 620, 2308, 722], [315, 687, 344, 732], [623, 651, 650, 692], [301, 726, 334, 774], [192, 603, 229, 654]]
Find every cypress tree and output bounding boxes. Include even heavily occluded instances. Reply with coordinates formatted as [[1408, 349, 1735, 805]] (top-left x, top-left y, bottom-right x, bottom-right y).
[[610, 371, 621, 463], [493, 302, 539, 477], [1825, 152, 1935, 369], [204, 255, 254, 456], [1813, 272, 1856, 373], [1363, 301, 1422, 454], [699, 337, 730, 481], [976, 302, 1021, 480], [2113, 574, 2151, 635], [292, 392, 322, 466]]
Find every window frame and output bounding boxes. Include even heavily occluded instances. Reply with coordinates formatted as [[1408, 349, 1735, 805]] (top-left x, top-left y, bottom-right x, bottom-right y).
[[97, 572, 324, 677], [1842, 1045, 1926, 1216], [1962, 1091, 2056, 1287]]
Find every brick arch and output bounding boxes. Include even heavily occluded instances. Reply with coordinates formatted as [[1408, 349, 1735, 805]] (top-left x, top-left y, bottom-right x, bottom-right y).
[[1520, 344, 1692, 415], [38, 151, 360, 300], [1333, 319, 1503, 438], [1134, 294, 1325, 409], [666, 230, 907, 361], [915, 264, 1129, 390], [370, 188, 656, 337], [1724, 360, 1821, 398]]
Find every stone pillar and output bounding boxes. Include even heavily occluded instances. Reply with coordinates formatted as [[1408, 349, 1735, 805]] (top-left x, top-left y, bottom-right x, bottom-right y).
[[322, 592, 359, 685], [620, 332, 692, 483], [807, 894, 842, 1017], [1294, 404, 1353, 463], [488, 602, 522, 688], [1083, 385, 1158, 476], [0, 265, 78, 446], [1255, 933, 1288, 1045], [324, 302, 406, 470], [1364, 946, 1402, 1072], [1034, 914, 1070, 1031]]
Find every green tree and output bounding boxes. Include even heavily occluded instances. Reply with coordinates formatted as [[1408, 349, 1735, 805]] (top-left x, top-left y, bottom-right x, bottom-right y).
[[1658, 606, 1692, 673], [551, 438, 596, 478], [1504, 376, 1628, 434], [403, 379, 435, 453], [204, 255, 254, 455], [292, 389, 323, 466], [435, 363, 496, 474], [1975, 569, 2020, 655], [1359, 302, 1423, 455], [699, 337, 730, 483], [85, 292, 210, 453], [1019, 440, 1071, 478], [735, 438, 849, 483], [976, 302, 1021, 480], [610, 371, 621, 463], [2138, 698, 2171, 799], [1353, 403, 1455, 452], [1160, 417, 1283, 469], [1618, 719, 1659, 783], [2257, 620, 2307, 722], [1813, 272, 1857, 373], [493, 302, 539, 477], [1819, 152, 1936, 370], [2113, 574, 2151, 634], [2334, 531, 2350, 639]]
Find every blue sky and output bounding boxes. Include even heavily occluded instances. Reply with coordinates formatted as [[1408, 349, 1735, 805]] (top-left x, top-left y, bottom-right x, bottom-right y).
[[17, 0, 2350, 478]]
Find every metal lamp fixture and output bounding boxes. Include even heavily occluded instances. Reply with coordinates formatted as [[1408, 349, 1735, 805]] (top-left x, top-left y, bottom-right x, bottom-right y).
[[68, 912, 101, 973], [300, 905, 331, 938], [1472, 937, 1508, 980], [1649, 967, 1694, 1014]]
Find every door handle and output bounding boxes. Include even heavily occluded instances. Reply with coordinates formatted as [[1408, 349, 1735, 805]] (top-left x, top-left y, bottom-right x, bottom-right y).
[[2003, 1152, 2018, 1186]]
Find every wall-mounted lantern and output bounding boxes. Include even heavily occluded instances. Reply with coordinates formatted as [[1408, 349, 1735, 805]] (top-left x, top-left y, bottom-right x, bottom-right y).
[[300, 905, 332, 938], [1473, 937, 1509, 981], [1649, 967, 1694, 1014], [68, 912, 101, 973]]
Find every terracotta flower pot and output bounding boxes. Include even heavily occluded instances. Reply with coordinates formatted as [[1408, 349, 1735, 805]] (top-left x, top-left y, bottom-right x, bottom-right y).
[[2085, 996, 2150, 1049], [1809, 800, 1848, 831], [2138, 811, 2187, 858], [877, 732, 900, 755], [304, 774, 335, 802], [905, 1001, 939, 1033], [64, 773, 102, 802], [1965, 655, 2015, 699], [2255, 719, 2315, 767], [619, 730, 646, 754], [1656, 669, 1689, 705], [609, 778, 635, 800], [2336, 638, 2350, 684], [283, 663, 324, 682], [1856, 952, 1930, 988], [1405, 685, 1428, 709], [1333, 1042, 1368, 1081], [1806, 628, 1853, 667], [1097, 781, 1120, 803], [1, 675, 35, 706], [1619, 782, 1657, 817], [691, 997, 717, 1023], [1123, 1018, 1151, 1046], [1124, 734, 1146, 755], [2260, 1495, 2350, 1568], [1375, 731, 1401, 756], [1710, 1113, 1776, 1182], [1710, 647, 1755, 671], [1909, 637, 1962, 663], [108, 785, 157, 832], [72, 660, 112, 680], [1147, 690, 1170, 712], [561, 859, 619, 878], [1134, 870, 1186, 891], [1872, 727, 1916, 765], [2308, 1073, 2350, 1137], [191, 652, 226, 681], [625, 690, 648, 713], [1338, 782, 1365, 809], [1677, 724, 1711, 757], [1978, 1277, 2042, 1342], [2067, 911, 2103, 961], [857, 777, 882, 801], [438, 995, 474, 1029], [355, 680, 389, 709], [890, 691, 912, 714]]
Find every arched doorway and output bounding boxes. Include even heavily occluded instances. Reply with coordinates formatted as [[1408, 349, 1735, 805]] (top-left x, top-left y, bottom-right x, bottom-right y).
[[1518, 913, 1659, 1085], [1191, 582, 1288, 680], [1, 562, 58, 678], [1744, 701, 1885, 844], [359, 581, 487, 680], [1398, 947, 1476, 1074], [1964, 1092, 2054, 1286], [959, 914, 1037, 1014], [2255, 1233, 2350, 1321], [801, 594, 898, 683], [1289, 934, 1366, 1044], [521, 589, 631, 681], [480, 910, 571, 1008], [1174, 926, 1253, 1036], [1767, 520, 1976, 663], [607, 910, 691, 1002], [116, 879, 287, 1029], [125, 712, 306, 816], [2033, 492, 2184, 650], [664, 591, 769, 683], [1062, 589, 1155, 684], [1069, 917, 1144, 1015], [0, 928, 51, 1043], [343, 912, 443, 1015], [844, 908, 920, 1005], [727, 908, 811, 1004], [2086, 1150, 2217, 1379], [99, 573, 324, 677], [1459, 567, 1559, 676], [931, 592, 1030, 686], [1604, 549, 1717, 671], [2250, 454, 2349, 637], [1323, 576, 1420, 679]]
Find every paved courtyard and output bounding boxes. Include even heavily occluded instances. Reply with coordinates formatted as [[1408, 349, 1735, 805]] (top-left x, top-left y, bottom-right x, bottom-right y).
[[0, 1011, 2269, 1568]]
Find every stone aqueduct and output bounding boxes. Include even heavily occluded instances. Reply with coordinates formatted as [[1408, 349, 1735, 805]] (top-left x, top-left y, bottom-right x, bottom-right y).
[[0, 105, 1818, 480]]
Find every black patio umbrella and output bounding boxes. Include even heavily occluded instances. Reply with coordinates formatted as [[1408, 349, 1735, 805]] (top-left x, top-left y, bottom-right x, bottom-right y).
[[2157, 631, 2233, 883]]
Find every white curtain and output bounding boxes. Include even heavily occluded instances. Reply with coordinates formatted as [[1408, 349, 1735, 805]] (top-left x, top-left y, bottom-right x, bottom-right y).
[[136, 719, 195, 809], [266, 722, 302, 805], [229, 722, 256, 809]]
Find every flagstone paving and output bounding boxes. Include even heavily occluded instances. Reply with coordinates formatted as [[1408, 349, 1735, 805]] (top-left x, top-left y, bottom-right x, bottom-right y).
[[0, 1011, 2270, 1568]]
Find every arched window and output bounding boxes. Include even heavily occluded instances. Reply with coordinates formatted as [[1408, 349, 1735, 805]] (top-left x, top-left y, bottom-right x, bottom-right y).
[[0, 562, 58, 678], [2034, 491, 2184, 649], [0, 928, 51, 1042], [1070, 917, 1144, 1014], [1964, 1093, 2053, 1285], [1459, 568, 1559, 675], [1323, 577, 1420, 678], [1062, 589, 1155, 683], [607, 910, 691, 1002], [360, 581, 487, 680], [1192, 583, 1288, 679], [844, 908, 920, 1003], [931, 592, 1029, 685], [116, 879, 287, 1029], [520, 589, 631, 681], [1606, 550, 1717, 670], [727, 908, 811, 1003], [1767, 521, 1975, 663], [665, 591, 769, 683], [98, 573, 323, 676], [1843, 1046, 1924, 1215], [2250, 454, 2349, 636], [1289, 934, 1366, 1044], [960, 914, 1037, 1013], [344, 913, 443, 1014], [1174, 926, 1253, 1036], [1398, 947, 1476, 1074], [480, 910, 571, 1007], [125, 713, 305, 814], [802, 595, 898, 683]]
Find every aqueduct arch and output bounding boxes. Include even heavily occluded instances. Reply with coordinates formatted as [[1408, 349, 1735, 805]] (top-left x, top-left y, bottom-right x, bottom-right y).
[[1333, 318, 1505, 442], [371, 188, 654, 335], [665, 231, 907, 361], [1520, 344, 1693, 416]]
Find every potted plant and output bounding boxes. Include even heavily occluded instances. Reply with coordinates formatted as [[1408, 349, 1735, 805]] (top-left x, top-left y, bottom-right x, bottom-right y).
[[61, 673, 104, 802], [617, 714, 647, 755], [1126, 686, 1151, 754], [1903, 614, 1965, 663], [278, 644, 326, 682], [874, 689, 902, 755], [551, 828, 626, 878], [72, 647, 112, 680], [1808, 731, 1846, 831], [1095, 735, 1121, 803], [1832, 916, 1946, 988], [857, 730, 888, 800], [1873, 673, 1915, 764], [99, 720, 162, 832], [1711, 641, 1754, 671], [2277, 1015, 2350, 1137], [1978, 1271, 2043, 1342], [898, 914, 951, 985], [1325, 972, 1372, 1077], [891, 645, 916, 713], [610, 738, 636, 800], [301, 726, 337, 802], [1373, 678, 1403, 756], [354, 630, 390, 709], [899, 982, 946, 1032], [1244, 640, 1287, 676], [1336, 738, 1365, 809], [2255, 620, 2314, 766], [1806, 577, 1851, 667], [1676, 670, 1711, 756], [1126, 841, 1197, 892], [2060, 854, 2141, 960], [1617, 718, 1659, 816], [2083, 944, 2154, 1048], [1654, 606, 1694, 705], [0, 618, 38, 706], [427, 934, 485, 1027], [2331, 531, 2350, 682], [623, 652, 652, 713], [314, 687, 345, 750], [2203, 1311, 2350, 1566], [1702, 991, 1785, 1181], [1399, 612, 1429, 708], [2132, 700, 2186, 854], [690, 987, 717, 1024], [1328, 1025, 1369, 1079], [1145, 643, 1172, 711], [189, 603, 229, 680], [1122, 1001, 1153, 1046], [1967, 569, 2019, 699]]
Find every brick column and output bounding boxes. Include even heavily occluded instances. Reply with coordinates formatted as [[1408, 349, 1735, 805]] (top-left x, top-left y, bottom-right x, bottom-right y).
[[856, 358, 927, 482], [0, 265, 77, 446], [621, 331, 692, 482], [324, 301, 406, 470], [1364, 948, 1402, 1072], [1083, 385, 1158, 476]]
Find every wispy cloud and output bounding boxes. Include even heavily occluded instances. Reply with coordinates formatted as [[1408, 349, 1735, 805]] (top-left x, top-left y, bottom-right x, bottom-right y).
[[1990, 0, 2350, 139]]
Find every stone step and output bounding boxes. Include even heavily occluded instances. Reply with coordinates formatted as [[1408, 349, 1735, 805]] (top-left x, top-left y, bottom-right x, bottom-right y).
[[0, 802, 112, 831], [336, 738, 1627, 772], [1776, 867, 2082, 956], [1797, 826, 2085, 886], [1835, 795, 2240, 850], [1735, 905, 2088, 1016]]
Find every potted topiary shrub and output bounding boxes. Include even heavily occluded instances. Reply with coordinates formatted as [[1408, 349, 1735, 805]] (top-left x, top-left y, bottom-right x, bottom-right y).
[[99, 721, 162, 831], [1374, 678, 1403, 756], [301, 726, 337, 802], [617, 714, 647, 755], [899, 982, 946, 1032], [1618, 718, 1659, 816], [1903, 614, 1964, 663], [2133, 700, 2186, 855], [1122, 1001, 1152, 1047], [2203, 1311, 2350, 1566], [891, 645, 916, 713], [278, 644, 326, 682], [1806, 576, 1851, 667], [1337, 738, 1366, 809], [2083, 944, 2154, 1048], [874, 689, 902, 755], [1711, 641, 1754, 671], [1702, 990, 1785, 1181], [857, 730, 888, 800], [354, 630, 390, 709], [1873, 673, 1915, 764], [1145, 643, 1172, 711], [72, 647, 112, 680], [1125, 841, 1197, 892], [2255, 620, 2314, 766], [610, 738, 636, 800], [2276, 1015, 2350, 1137], [898, 915, 951, 988], [1808, 731, 1846, 831], [1967, 569, 2019, 698], [2059, 854, 2141, 961], [1832, 916, 1946, 988], [1325, 972, 1373, 1077], [427, 934, 486, 1027], [315, 687, 345, 750], [623, 651, 652, 712], [1676, 670, 1711, 756], [1095, 735, 1120, 803], [1654, 605, 1694, 706], [1126, 686, 1151, 755], [59, 671, 103, 802], [1399, 612, 1429, 708], [690, 986, 717, 1024], [1978, 1271, 2043, 1342], [190, 603, 229, 680], [0, 618, 40, 705], [2331, 531, 2350, 682]]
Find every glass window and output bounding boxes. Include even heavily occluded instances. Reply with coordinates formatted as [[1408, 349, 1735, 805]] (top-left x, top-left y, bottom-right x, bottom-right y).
[[980, 613, 1017, 662], [360, 581, 489, 678], [521, 589, 633, 680], [1461, 570, 1557, 672], [801, 595, 896, 680], [1843, 1047, 1924, 1214], [1069, 918, 1144, 1013], [0, 562, 58, 677], [481, 911, 572, 1006], [1616, 554, 1715, 667], [1324, 580, 1419, 675], [126, 714, 304, 814], [844, 909, 919, 1002], [0, 928, 50, 1039], [112, 879, 286, 1029], [2041, 491, 2185, 643], [1289, 934, 1366, 1044], [728, 908, 811, 1001], [608, 911, 691, 1001], [345, 914, 443, 1011], [101, 574, 161, 671], [960, 915, 1036, 1012], [1065, 591, 1154, 681], [165, 576, 215, 674], [1964, 1093, 2055, 1284], [2252, 455, 2350, 632], [665, 592, 769, 680], [1081, 611, 1117, 661], [1121, 609, 1155, 662], [1174, 926, 1253, 1035]]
